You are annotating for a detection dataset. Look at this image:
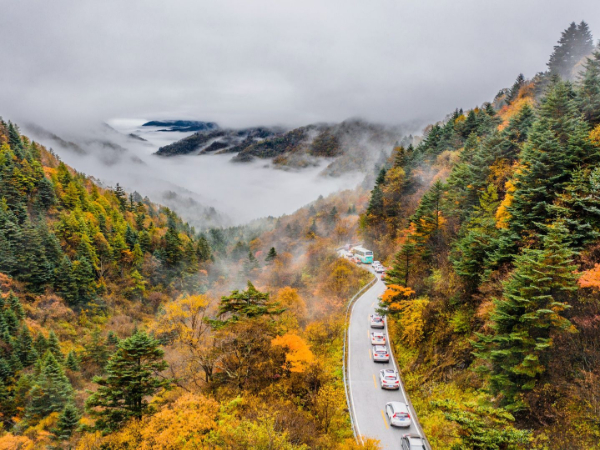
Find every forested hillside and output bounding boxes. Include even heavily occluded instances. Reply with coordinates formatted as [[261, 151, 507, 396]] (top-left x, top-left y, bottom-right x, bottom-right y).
[[361, 21, 600, 449], [0, 120, 378, 448], [156, 118, 405, 176]]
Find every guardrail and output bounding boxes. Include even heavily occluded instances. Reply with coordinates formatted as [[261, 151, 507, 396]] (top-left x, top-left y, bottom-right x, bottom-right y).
[[385, 321, 432, 450], [342, 269, 377, 443]]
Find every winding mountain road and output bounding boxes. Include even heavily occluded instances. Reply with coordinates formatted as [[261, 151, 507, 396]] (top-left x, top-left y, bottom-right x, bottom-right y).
[[346, 270, 429, 449]]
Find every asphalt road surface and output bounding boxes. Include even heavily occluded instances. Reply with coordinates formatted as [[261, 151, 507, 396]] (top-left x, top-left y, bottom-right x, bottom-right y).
[[347, 270, 427, 449]]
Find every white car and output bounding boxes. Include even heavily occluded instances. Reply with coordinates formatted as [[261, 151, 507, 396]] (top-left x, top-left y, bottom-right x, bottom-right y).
[[374, 265, 385, 273], [385, 401, 412, 427], [369, 314, 385, 328], [371, 331, 386, 345], [373, 345, 390, 363], [373, 261, 381, 266], [379, 368, 400, 389], [401, 434, 427, 450]]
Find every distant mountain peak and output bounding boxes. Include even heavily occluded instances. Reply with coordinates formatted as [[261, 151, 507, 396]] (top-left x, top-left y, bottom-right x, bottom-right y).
[[141, 120, 219, 132]]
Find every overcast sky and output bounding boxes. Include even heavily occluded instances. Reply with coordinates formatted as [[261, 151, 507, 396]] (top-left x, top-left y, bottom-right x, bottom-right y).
[[2, 0, 600, 132]]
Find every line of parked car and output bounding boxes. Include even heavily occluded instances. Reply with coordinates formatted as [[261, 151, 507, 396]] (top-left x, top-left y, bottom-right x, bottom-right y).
[[369, 312, 427, 450]]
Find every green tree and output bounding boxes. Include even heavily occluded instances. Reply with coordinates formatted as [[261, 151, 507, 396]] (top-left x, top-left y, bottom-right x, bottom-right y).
[[47, 330, 63, 361], [212, 281, 284, 327], [7, 291, 24, 319], [265, 247, 278, 263], [508, 81, 600, 244], [54, 402, 80, 440], [548, 21, 594, 79], [113, 183, 127, 212], [474, 222, 577, 410], [26, 351, 74, 421], [85, 331, 170, 432], [431, 400, 531, 449], [577, 49, 600, 125], [65, 351, 79, 371], [16, 325, 38, 367]]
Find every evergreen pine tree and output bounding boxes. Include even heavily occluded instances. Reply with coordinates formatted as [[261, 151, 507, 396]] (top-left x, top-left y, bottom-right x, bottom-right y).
[[163, 224, 183, 268], [54, 402, 80, 440], [113, 183, 127, 211], [65, 350, 79, 371], [452, 184, 501, 289], [548, 21, 595, 79], [508, 81, 600, 243], [196, 235, 212, 262], [47, 330, 63, 361], [34, 333, 48, 357], [577, 50, 600, 125], [3, 309, 19, 336], [243, 251, 260, 277], [212, 281, 283, 326], [26, 351, 74, 420], [0, 358, 12, 381], [85, 331, 170, 432], [36, 176, 56, 208], [265, 247, 278, 263], [7, 291, 25, 319], [474, 222, 577, 410], [17, 325, 38, 367], [106, 331, 119, 347], [506, 74, 525, 104], [55, 256, 78, 305]]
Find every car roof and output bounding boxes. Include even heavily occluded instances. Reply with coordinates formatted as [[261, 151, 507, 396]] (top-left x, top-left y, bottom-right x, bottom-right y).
[[382, 368, 397, 375], [387, 401, 408, 412]]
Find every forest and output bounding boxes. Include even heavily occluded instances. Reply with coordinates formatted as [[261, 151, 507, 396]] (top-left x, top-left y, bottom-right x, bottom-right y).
[[0, 117, 377, 448], [361, 21, 600, 449], [1, 19, 600, 450]]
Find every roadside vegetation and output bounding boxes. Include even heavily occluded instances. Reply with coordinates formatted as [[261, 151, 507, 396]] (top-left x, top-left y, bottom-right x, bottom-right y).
[[365, 21, 600, 449]]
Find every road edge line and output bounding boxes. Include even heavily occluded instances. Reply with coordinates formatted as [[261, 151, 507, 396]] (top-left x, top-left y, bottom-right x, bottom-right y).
[[342, 263, 377, 444]]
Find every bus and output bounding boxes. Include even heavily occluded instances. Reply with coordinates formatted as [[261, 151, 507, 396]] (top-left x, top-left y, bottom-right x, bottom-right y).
[[351, 246, 374, 264]]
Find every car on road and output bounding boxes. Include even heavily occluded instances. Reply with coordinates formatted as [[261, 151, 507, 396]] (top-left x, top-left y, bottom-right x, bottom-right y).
[[371, 331, 386, 345], [369, 314, 385, 328], [379, 368, 400, 389], [401, 434, 427, 449], [374, 265, 385, 273], [372, 260, 381, 266], [372, 345, 390, 362], [385, 401, 412, 427]]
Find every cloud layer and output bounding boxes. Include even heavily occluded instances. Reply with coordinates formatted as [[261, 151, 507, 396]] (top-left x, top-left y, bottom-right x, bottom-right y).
[[2, 0, 600, 131]]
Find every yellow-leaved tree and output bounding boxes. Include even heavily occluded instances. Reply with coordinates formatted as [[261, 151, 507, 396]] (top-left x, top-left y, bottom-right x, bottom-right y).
[[272, 332, 315, 373], [152, 294, 216, 388]]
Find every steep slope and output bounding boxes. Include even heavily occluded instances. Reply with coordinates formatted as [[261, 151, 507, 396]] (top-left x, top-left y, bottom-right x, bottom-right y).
[[360, 23, 600, 449]]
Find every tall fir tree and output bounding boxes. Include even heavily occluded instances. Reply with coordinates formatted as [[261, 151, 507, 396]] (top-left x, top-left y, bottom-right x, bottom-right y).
[[474, 222, 577, 411], [85, 331, 170, 432], [26, 351, 74, 421]]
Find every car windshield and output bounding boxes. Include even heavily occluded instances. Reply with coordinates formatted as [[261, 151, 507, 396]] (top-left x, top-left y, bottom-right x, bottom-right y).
[[385, 375, 396, 380]]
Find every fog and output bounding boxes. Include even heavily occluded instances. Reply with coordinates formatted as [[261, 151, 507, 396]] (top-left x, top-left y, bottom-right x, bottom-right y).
[[2, 0, 600, 131], [3, 0, 600, 227], [23, 122, 364, 227]]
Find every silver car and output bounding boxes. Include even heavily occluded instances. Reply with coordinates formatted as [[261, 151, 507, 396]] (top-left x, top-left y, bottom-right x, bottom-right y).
[[373, 345, 390, 363], [369, 314, 385, 329], [371, 331, 386, 345], [385, 401, 412, 428], [401, 434, 427, 450], [379, 368, 400, 389]]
